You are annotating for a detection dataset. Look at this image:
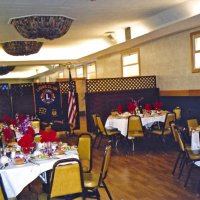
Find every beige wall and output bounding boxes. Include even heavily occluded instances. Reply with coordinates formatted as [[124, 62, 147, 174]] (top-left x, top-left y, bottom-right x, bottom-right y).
[[96, 54, 122, 78], [94, 28, 200, 90]]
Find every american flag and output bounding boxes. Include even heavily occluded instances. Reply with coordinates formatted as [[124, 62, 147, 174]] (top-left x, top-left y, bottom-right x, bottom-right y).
[[68, 69, 77, 128]]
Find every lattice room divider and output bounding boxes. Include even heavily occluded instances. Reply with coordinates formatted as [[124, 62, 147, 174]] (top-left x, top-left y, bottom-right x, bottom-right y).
[[85, 76, 159, 132]]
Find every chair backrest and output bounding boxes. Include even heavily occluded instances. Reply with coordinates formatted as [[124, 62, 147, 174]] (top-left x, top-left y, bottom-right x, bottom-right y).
[[0, 175, 8, 200], [173, 107, 181, 120], [127, 115, 144, 138], [78, 133, 92, 172], [187, 119, 198, 134], [98, 142, 112, 185], [49, 158, 84, 199], [164, 113, 176, 130], [92, 114, 99, 133], [174, 126, 185, 152], [96, 115, 107, 135], [170, 122, 177, 142]]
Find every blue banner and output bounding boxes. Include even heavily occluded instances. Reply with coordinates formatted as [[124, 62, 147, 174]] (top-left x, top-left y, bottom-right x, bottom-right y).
[[33, 82, 63, 125]]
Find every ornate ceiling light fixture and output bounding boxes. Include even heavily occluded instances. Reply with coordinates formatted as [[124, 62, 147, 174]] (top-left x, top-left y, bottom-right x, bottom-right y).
[[9, 15, 74, 40], [2, 41, 43, 56], [0, 66, 15, 75]]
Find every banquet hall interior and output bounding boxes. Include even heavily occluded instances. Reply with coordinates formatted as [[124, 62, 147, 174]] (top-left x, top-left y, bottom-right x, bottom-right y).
[[1, 0, 200, 200]]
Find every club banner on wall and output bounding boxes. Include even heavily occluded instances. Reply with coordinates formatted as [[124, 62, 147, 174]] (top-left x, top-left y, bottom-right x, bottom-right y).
[[33, 82, 64, 126]]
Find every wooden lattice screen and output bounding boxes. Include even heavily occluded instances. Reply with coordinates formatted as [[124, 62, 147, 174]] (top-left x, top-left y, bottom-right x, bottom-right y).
[[86, 76, 156, 93]]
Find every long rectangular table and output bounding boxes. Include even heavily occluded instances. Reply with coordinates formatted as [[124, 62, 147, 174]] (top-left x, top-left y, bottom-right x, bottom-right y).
[[0, 149, 78, 198]]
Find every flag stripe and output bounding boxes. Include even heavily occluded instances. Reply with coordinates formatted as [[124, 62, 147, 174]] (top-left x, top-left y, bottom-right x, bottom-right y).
[[68, 70, 77, 128]]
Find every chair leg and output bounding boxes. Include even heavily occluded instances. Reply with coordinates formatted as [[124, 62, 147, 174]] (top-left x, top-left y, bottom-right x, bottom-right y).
[[102, 180, 113, 200], [178, 157, 186, 179], [92, 133, 99, 148], [172, 152, 181, 175], [184, 163, 194, 187], [97, 134, 103, 149]]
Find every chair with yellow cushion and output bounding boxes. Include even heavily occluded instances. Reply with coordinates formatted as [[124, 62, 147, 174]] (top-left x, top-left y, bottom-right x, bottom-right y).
[[173, 107, 181, 121], [47, 158, 85, 200], [96, 115, 120, 148], [171, 125, 200, 188], [91, 114, 100, 148], [83, 142, 112, 200], [187, 118, 199, 136], [0, 174, 8, 200], [151, 112, 175, 144], [78, 133, 92, 173], [126, 115, 145, 152]]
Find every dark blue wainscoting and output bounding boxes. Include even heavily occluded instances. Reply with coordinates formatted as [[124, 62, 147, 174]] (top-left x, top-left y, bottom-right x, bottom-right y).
[[160, 96, 200, 127]]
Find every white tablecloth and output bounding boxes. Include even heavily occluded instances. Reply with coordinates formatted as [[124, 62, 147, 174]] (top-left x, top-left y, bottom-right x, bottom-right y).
[[105, 114, 166, 137], [0, 149, 79, 198]]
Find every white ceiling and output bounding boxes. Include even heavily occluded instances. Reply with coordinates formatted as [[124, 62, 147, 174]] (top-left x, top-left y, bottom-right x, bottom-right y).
[[0, 0, 199, 78]]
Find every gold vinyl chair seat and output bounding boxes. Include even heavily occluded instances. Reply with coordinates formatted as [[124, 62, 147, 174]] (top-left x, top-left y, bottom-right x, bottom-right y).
[[83, 172, 99, 188]]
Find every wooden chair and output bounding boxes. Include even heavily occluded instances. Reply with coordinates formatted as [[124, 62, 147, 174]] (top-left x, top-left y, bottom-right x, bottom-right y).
[[126, 115, 145, 152], [96, 115, 120, 148], [47, 158, 85, 200], [83, 141, 113, 200], [78, 133, 93, 173], [151, 112, 175, 144]]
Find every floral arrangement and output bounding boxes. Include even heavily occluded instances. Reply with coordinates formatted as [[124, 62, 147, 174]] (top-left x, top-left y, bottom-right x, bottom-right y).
[[145, 103, 152, 111], [3, 126, 15, 143], [153, 101, 163, 110], [116, 105, 124, 114], [17, 127, 36, 154], [15, 113, 31, 134], [128, 97, 144, 113], [0, 113, 33, 144], [39, 129, 58, 143]]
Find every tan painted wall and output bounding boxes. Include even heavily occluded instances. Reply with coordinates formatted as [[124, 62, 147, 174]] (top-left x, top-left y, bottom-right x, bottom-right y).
[[95, 28, 200, 90]]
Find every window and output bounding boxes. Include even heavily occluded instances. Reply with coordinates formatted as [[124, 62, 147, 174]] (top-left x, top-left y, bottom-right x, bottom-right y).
[[58, 72, 64, 78], [122, 49, 140, 77], [76, 66, 84, 78], [86, 62, 96, 79], [191, 31, 200, 72]]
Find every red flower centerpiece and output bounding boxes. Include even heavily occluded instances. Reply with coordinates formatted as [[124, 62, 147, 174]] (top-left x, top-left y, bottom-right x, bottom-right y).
[[18, 127, 36, 154], [116, 105, 123, 114], [154, 102, 163, 110], [128, 102, 136, 114], [145, 103, 152, 111], [39, 129, 58, 143]]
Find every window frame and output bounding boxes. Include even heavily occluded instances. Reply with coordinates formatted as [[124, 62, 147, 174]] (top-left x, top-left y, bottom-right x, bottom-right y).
[[86, 62, 97, 79], [191, 31, 200, 73], [121, 48, 140, 77], [76, 65, 84, 78]]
